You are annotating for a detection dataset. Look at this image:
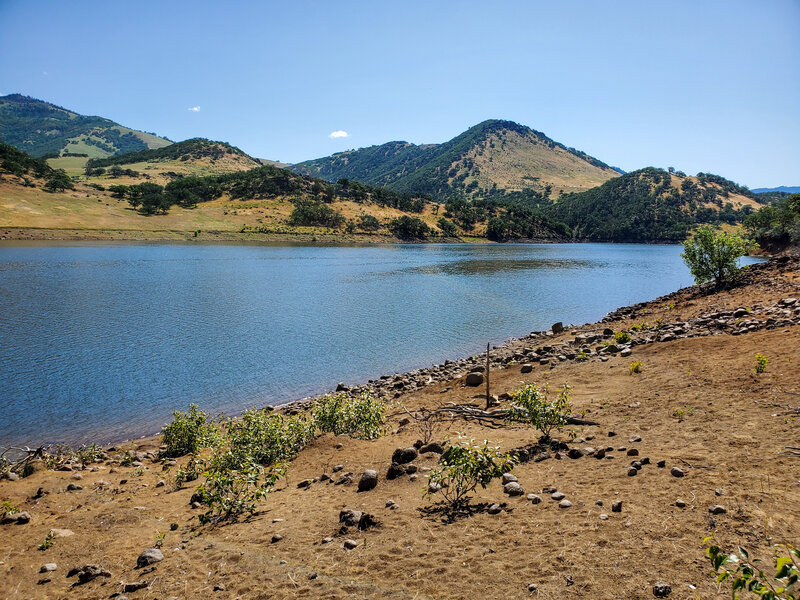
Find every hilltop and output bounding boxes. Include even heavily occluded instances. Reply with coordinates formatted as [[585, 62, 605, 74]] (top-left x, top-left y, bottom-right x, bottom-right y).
[[544, 167, 765, 242], [0, 94, 172, 158], [291, 119, 622, 201]]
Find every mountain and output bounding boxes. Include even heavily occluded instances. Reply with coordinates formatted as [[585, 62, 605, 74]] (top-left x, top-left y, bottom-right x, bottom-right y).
[[751, 186, 800, 194], [0, 94, 172, 158], [291, 119, 621, 201], [543, 168, 764, 242]]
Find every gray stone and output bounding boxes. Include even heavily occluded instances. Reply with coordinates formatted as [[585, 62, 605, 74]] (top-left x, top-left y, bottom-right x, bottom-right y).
[[670, 467, 684, 478], [487, 503, 502, 514], [552, 322, 564, 334], [675, 499, 686, 508], [14, 511, 31, 524], [271, 534, 283, 543], [627, 448, 639, 456], [551, 491, 565, 501], [709, 505, 727, 514], [357, 469, 378, 492], [123, 581, 149, 593], [136, 548, 164, 568], [527, 494, 542, 504], [653, 581, 672, 597], [343, 539, 359, 550], [39, 563, 57, 573], [501, 473, 518, 485], [392, 447, 418, 464], [612, 501, 623, 513], [558, 499, 572, 508], [418, 442, 444, 454], [628, 467, 638, 477], [599, 513, 609, 520], [520, 364, 533, 373], [465, 372, 484, 386], [504, 482, 524, 496]]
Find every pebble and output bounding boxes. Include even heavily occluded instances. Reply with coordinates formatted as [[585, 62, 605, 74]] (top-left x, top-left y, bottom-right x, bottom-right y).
[[501, 473, 518, 484], [504, 482, 524, 496], [487, 503, 502, 515], [709, 505, 727, 514], [271, 534, 283, 543], [657, 460, 666, 468], [527, 494, 542, 504], [670, 467, 684, 478], [551, 491, 565, 501], [627, 467, 638, 477], [136, 548, 164, 568], [612, 501, 623, 512], [599, 513, 609, 520], [528, 583, 538, 592], [558, 499, 572, 509], [343, 539, 359, 550], [39, 563, 57, 573], [357, 470, 378, 492], [653, 581, 672, 597], [676, 499, 686, 508]]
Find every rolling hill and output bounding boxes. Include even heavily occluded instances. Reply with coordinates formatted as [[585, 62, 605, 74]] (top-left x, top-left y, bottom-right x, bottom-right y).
[[543, 168, 764, 241], [0, 94, 172, 158], [291, 119, 622, 201]]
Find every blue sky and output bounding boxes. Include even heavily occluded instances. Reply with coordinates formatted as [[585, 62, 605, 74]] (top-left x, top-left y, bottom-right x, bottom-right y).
[[1, 0, 798, 187]]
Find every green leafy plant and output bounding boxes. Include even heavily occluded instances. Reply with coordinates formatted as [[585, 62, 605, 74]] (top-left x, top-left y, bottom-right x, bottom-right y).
[[673, 408, 686, 422], [614, 331, 632, 344], [313, 391, 386, 440], [1, 500, 19, 518], [197, 453, 285, 525], [223, 409, 315, 469], [38, 531, 56, 551], [575, 350, 590, 362], [173, 453, 203, 490], [754, 353, 769, 374], [681, 225, 757, 288], [154, 530, 165, 548], [628, 360, 642, 374], [425, 436, 517, 508], [504, 383, 572, 439], [705, 538, 799, 599], [630, 321, 650, 331], [161, 404, 220, 458]]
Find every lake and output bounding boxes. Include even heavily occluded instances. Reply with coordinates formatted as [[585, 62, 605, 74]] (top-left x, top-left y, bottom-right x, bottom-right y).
[[0, 242, 760, 448]]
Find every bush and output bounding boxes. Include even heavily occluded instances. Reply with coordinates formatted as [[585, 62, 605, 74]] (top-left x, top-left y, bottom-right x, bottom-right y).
[[426, 437, 517, 507], [614, 331, 631, 344], [388, 216, 430, 240], [628, 360, 642, 374], [504, 383, 572, 439], [358, 214, 381, 232], [437, 217, 459, 237], [704, 539, 799, 599], [681, 225, 756, 288], [43, 169, 74, 192], [161, 404, 219, 457], [288, 199, 346, 228], [313, 392, 386, 440], [197, 452, 284, 525], [754, 353, 769, 374]]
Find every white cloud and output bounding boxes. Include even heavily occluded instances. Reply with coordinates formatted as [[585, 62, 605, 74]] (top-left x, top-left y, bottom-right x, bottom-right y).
[[329, 130, 349, 138], [187, 106, 201, 112]]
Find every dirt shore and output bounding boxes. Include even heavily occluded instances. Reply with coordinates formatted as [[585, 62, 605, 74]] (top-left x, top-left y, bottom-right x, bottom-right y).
[[1, 257, 799, 600]]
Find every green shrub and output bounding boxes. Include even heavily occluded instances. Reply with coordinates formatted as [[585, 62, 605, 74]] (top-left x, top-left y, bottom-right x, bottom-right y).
[[504, 383, 572, 439], [754, 353, 769, 374], [628, 360, 642, 374], [1, 500, 19, 519], [161, 404, 219, 458], [288, 199, 345, 228], [614, 331, 631, 344], [437, 217, 459, 237], [426, 436, 517, 507], [358, 214, 381, 232], [704, 538, 799, 599], [224, 409, 315, 468], [681, 225, 756, 288], [388, 216, 430, 240], [197, 452, 285, 525], [313, 391, 386, 440]]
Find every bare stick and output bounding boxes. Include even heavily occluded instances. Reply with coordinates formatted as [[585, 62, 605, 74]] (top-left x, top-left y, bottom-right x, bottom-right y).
[[485, 342, 491, 410]]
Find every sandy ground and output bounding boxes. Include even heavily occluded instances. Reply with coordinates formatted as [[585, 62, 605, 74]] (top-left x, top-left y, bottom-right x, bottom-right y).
[[1, 260, 799, 600]]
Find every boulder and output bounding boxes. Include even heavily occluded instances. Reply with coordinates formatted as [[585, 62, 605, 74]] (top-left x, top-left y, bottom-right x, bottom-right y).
[[136, 548, 164, 568], [552, 322, 564, 334], [465, 372, 484, 386], [503, 482, 524, 496], [357, 469, 378, 492], [391, 447, 418, 464], [386, 463, 406, 480], [501, 473, 518, 485], [418, 442, 444, 454]]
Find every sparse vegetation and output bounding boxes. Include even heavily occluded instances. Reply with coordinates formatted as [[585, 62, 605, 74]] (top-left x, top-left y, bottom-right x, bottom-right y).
[[681, 225, 756, 288], [754, 353, 769, 374], [628, 360, 642, 374], [426, 436, 517, 508], [614, 331, 632, 344], [161, 404, 220, 458], [38, 530, 56, 551], [504, 383, 572, 439], [705, 539, 799, 599], [312, 392, 386, 440]]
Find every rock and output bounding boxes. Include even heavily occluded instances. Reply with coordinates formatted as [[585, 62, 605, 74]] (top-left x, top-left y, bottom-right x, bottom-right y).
[[567, 448, 583, 459], [501, 473, 518, 484], [620, 349, 632, 357], [709, 505, 727, 514], [596, 500, 603, 506], [343, 539, 359, 550], [641, 457, 650, 465], [653, 581, 672, 597], [155, 480, 165, 488], [66, 483, 81, 491], [50, 528, 74, 538], [657, 459, 666, 468], [552, 322, 564, 334], [392, 447, 418, 464], [297, 478, 314, 489], [612, 501, 623, 512], [321, 536, 333, 544], [332, 464, 344, 472], [487, 503, 502, 515], [213, 583, 226, 591], [271, 534, 283, 543], [594, 448, 606, 459], [599, 513, 609, 520], [558, 499, 572, 508], [551, 491, 565, 501], [385, 499, 397, 508], [675, 499, 686, 508], [335, 382, 349, 392], [136, 548, 164, 568], [39, 563, 57, 573], [123, 581, 149, 592], [631, 461, 642, 470], [69, 564, 110, 584], [419, 442, 444, 454], [527, 494, 542, 504], [386, 463, 406, 480], [504, 482, 524, 496], [339, 509, 364, 527], [528, 583, 538, 592], [628, 467, 638, 476], [357, 470, 378, 492], [398, 417, 411, 427], [608, 430, 616, 437], [670, 467, 684, 478], [465, 372, 484, 386], [14, 511, 31, 524], [629, 435, 642, 442], [627, 448, 639, 456], [309, 572, 318, 580], [520, 364, 533, 373]]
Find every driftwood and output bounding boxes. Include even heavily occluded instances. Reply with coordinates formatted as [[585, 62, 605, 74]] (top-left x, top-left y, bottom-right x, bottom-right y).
[[392, 403, 599, 429]]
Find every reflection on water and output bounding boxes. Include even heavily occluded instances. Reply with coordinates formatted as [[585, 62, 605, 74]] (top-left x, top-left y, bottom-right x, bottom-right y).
[[0, 242, 761, 448]]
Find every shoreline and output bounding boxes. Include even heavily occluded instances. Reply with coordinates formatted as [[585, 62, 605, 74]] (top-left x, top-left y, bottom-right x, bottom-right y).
[[26, 254, 787, 452]]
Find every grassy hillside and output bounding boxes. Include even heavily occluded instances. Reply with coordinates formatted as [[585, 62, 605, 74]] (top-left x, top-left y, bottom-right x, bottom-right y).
[[0, 94, 172, 158], [291, 119, 621, 201], [544, 167, 764, 241]]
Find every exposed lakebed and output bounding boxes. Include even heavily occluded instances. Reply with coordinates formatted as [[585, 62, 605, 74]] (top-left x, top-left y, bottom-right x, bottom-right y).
[[0, 242, 761, 447]]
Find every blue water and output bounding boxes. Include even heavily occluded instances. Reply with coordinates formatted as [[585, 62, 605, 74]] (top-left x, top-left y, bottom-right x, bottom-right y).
[[0, 242, 759, 448]]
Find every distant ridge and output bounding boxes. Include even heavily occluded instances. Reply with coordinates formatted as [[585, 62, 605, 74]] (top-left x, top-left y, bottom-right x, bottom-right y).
[[0, 93, 172, 158], [752, 186, 800, 194], [291, 119, 621, 201]]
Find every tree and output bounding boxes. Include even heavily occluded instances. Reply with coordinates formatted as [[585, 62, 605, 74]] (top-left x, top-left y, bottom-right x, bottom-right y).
[[681, 225, 756, 288], [43, 169, 74, 192]]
